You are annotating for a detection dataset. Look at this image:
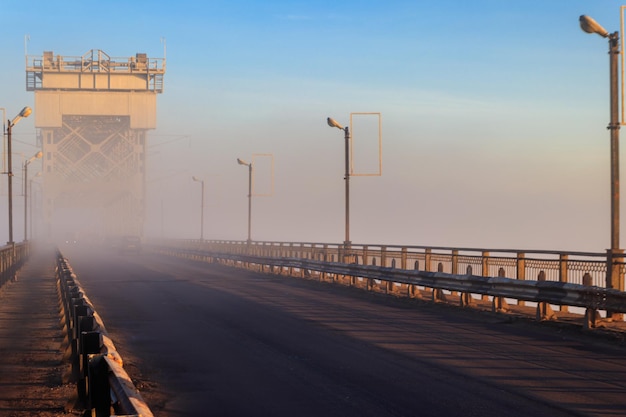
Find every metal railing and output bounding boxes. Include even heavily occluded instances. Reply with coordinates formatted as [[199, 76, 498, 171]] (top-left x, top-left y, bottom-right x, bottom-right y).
[[56, 251, 154, 417], [162, 240, 617, 286], [26, 49, 165, 92], [0, 242, 30, 290], [149, 239, 626, 328]]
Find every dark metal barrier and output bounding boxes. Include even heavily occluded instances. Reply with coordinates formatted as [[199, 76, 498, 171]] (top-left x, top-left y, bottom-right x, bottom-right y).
[[56, 250, 153, 417], [149, 240, 626, 330], [0, 242, 30, 290]]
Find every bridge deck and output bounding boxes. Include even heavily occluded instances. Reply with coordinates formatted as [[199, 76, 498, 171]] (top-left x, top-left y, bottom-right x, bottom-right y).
[[0, 248, 74, 416], [2, 247, 626, 415]]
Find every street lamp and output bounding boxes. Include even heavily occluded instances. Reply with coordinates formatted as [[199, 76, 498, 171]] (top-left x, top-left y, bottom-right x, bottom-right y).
[[579, 15, 624, 299], [327, 117, 351, 247], [0, 108, 5, 173], [24, 151, 42, 241], [192, 176, 205, 240], [5, 106, 32, 245], [29, 171, 42, 240], [237, 158, 252, 243]]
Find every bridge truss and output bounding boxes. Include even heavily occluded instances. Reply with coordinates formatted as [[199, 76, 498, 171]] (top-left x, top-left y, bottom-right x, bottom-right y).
[[26, 49, 165, 240]]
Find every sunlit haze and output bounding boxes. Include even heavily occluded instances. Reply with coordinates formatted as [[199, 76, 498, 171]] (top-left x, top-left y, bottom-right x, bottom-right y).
[[0, 0, 624, 252]]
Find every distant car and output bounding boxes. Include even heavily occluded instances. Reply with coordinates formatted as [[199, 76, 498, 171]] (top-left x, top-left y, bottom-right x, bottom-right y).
[[119, 235, 142, 254], [63, 233, 78, 244]]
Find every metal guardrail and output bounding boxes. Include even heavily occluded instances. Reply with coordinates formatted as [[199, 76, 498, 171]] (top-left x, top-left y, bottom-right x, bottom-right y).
[[56, 251, 153, 417], [150, 239, 626, 329], [199, 240, 620, 287], [0, 242, 30, 290]]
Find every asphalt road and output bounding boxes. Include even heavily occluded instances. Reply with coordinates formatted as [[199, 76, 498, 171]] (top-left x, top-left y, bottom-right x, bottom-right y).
[[61, 245, 626, 417]]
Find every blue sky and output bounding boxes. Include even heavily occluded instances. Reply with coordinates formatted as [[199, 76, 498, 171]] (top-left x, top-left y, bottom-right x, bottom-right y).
[[1, 0, 625, 251]]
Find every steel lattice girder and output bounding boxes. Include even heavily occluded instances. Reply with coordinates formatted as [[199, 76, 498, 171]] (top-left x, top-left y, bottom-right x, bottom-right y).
[[42, 115, 146, 237]]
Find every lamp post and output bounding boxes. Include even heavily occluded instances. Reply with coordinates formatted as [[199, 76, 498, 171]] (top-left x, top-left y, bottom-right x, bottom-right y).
[[580, 15, 625, 302], [327, 117, 351, 248], [24, 151, 42, 241], [5, 106, 32, 245], [237, 158, 252, 243], [192, 176, 205, 240], [1, 108, 5, 173], [29, 171, 42, 240]]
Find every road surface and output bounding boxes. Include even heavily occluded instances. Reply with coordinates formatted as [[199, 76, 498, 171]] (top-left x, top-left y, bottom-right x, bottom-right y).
[[61, 244, 626, 417]]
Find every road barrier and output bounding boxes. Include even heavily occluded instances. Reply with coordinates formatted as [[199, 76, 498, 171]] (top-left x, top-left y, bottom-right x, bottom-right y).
[[56, 251, 154, 417], [0, 242, 30, 289], [151, 239, 626, 329]]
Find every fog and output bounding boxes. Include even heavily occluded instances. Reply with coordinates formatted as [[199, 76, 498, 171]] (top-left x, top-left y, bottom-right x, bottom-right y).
[[1, 77, 613, 253], [0, 1, 622, 252]]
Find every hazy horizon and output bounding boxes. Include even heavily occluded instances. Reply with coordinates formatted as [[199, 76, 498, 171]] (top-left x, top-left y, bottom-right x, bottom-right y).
[[1, 0, 625, 252]]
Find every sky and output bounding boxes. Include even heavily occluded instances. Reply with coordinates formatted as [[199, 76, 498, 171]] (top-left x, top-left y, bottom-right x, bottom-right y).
[[0, 0, 625, 252]]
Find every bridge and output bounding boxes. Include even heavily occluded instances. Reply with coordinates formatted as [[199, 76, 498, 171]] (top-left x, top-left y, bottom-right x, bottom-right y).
[[2, 46, 626, 416], [1, 240, 626, 416]]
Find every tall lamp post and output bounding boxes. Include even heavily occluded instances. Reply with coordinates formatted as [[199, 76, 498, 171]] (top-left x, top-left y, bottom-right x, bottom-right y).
[[29, 171, 42, 240], [192, 176, 205, 240], [24, 151, 42, 241], [5, 107, 32, 245], [237, 158, 253, 243], [327, 117, 351, 248], [580, 15, 625, 303]]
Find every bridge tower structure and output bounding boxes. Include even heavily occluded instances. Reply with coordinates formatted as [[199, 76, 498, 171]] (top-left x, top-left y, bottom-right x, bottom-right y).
[[25, 49, 165, 241]]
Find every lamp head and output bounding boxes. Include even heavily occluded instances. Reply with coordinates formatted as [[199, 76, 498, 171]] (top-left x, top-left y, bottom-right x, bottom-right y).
[[237, 158, 249, 166], [580, 15, 609, 37], [10, 106, 32, 126], [19, 106, 32, 118], [25, 150, 43, 165], [327, 117, 344, 130], [192, 176, 200, 182]]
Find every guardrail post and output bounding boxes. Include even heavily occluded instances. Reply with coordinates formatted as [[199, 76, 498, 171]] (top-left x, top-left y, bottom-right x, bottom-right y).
[[492, 268, 508, 312], [559, 254, 569, 313], [424, 249, 433, 299], [582, 273, 601, 329], [79, 330, 101, 400], [381, 246, 393, 293], [367, 256, 376, 291], [536, 271, 556, 321], [349, 251, 357, 286], [460, 289, 472, 307], [299, 244, 307, 278], [310, 243, 316, 265], [516, 252, 526, 306], [433, 263, 446, 302], [287, 243, 293, 276], [71, 301, 90, 379], [450, 250, 459, 298], [88, 354, 110, 416], [481, 251, 490, 301], [401, 247, 410, 296], [456, 250, 472, 307], [321, 244, 329, 281], [409, 260, 422, 299], [606, 248, 624, 321]]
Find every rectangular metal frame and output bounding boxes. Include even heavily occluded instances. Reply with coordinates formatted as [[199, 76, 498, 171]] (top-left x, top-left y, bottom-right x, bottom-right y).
[[251, 153, 274, 197], [349, 112, 382, 177]]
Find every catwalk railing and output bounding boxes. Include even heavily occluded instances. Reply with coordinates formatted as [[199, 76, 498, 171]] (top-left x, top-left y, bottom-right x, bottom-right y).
[[0, 242, 31, 289], [150, 239, 626, 328]]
